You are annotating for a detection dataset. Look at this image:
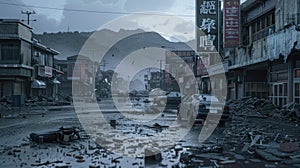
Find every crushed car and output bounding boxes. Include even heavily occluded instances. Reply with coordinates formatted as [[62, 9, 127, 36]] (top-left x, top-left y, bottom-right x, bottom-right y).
[[179, 94, 230, 126], [197, 94, 230, 126], [153, 91, 182, 109], [30, 126, 81, 143]]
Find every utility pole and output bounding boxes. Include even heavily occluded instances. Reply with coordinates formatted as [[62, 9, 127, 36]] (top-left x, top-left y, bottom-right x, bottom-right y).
[[157, 59, 164, 89], [21, 10, 36, 25], [100, 60, 107, 71]]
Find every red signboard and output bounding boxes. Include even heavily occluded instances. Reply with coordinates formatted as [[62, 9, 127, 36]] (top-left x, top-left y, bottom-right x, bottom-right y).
[[45, 66, 52, 77], [38, 66, 53, 78], [224, 0, 240, 47]]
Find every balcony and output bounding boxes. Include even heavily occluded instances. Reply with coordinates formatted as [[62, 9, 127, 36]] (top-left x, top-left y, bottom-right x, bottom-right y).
[[252, 25, 275, 41], [0, 64, 32, 77]]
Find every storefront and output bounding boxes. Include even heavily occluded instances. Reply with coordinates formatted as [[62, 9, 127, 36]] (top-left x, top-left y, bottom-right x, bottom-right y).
[[269, 55, 290, 106], [31, 79, 46, 97], [290, 51, 300, 104], [228, 61, 269, 100]]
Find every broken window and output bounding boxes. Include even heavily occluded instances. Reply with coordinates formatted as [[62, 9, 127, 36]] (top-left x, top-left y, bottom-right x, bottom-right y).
[[1, 44, 20, 62]]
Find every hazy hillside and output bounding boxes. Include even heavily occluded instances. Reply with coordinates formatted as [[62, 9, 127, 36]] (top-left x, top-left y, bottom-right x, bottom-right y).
[[33, 29, 196, 64], [33, 31, 91, 60], [33, 29, 147, 60]]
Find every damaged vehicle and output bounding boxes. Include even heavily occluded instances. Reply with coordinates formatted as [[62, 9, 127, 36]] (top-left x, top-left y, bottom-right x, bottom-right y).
[[197, 94, 230, 126], [153, 91, 182, 109], [30, 126, 81, 143], [179, 94, 230, 126]]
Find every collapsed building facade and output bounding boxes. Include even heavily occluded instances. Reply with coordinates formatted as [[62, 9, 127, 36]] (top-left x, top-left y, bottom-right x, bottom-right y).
[[227, 0, 300, 107]]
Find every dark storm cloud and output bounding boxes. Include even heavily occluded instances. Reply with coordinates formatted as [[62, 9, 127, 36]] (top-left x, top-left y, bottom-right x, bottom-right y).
[[174, 22, 194, 33], [0, 1, 23, 19], [79, 0, 120, 5], [0, 0, 180, 33], [124, 0, 174, 11], [58, 0, 125, 32], [58, 0, 176, 32], [31, 15, 59, 33]]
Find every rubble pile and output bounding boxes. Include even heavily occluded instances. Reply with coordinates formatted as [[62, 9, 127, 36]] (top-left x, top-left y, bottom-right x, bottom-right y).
[[228, 97, 300, 122], [214, 97, 300, 167], [0, 95, 73, 107], [219, 114, 300, 167], [0, 95, 72, 108], [26, 95, 72, 106], [0, 96, 12, 107]]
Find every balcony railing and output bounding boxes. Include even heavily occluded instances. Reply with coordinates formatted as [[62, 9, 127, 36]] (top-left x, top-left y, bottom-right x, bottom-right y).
[[252, 25, 275, 41]]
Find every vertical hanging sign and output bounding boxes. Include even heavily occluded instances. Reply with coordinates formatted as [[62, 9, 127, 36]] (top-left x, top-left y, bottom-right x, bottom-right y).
[[196, 0, 220, 53], [224, 0, 240, 47]]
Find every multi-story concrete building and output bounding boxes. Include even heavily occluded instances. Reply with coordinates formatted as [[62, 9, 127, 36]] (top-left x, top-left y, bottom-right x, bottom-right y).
[[56, 55, 97, 98], [148, 71, 161, 90], [227, 0, 300, 107], [164, 50, 198, 93], [54, 58, 69, 97], [0, 19, 61, 105], [0, 19, 33, 104], [32, 39, 61, 99]]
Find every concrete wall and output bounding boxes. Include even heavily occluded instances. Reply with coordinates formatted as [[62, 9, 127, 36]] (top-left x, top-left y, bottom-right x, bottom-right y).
[[244, 0, 276, 22], [230, 0, 300, 69], [276, 0, 300, 31], [18, 23, 32, 41]]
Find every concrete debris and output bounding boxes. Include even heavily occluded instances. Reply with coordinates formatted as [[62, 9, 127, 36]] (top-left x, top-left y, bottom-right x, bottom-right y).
[[219, 159, 236, 164], [255, 149, 282, 161], [55, 163, 71, 168], [144, 147, 162, 163], [264, 148, 294, 158], [30, 126, 81, 143], [2, 96, 300, 167], [198, 145, 223, 153], [228, 97, 300, 122], [179, 152, 192, 164], [0, 94, 73, 108], [279, 142, 298, 153], [217, 97, 300, 166], [109, 120, 116, 128], [31, 160, 63, 167], [282, 159, 300, 165], [226, 152, 245, 160], [0, 96, 12, 106]]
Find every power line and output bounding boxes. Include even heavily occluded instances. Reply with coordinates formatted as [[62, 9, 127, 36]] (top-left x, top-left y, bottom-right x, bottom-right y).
[[0, 1, 195, 17]]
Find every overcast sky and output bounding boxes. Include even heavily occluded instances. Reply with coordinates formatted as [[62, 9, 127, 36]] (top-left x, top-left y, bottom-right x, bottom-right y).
[[0, 0, 195, 34], [0, 0, 248, 42]]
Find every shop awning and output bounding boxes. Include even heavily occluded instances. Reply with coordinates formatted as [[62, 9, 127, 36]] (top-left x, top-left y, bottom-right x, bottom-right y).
[[52, 78, 61, 84], [31, 80, 46, 89]]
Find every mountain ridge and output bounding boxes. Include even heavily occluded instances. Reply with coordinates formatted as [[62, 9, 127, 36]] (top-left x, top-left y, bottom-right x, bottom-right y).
[[33, 29, 196, 63]]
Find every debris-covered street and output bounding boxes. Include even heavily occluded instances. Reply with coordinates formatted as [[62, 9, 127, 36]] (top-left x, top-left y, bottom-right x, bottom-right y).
[[0, 97, 300, 168], [2, 0, 300, 167]]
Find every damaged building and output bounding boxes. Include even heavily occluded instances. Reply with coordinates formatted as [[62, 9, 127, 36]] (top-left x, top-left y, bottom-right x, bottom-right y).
[[227, 0, 300, 107], [0, 19, 62, 106]]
